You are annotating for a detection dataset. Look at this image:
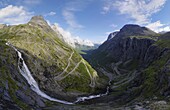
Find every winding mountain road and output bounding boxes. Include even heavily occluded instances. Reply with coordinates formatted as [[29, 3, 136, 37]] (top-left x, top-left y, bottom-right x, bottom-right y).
[[82, 60, 96, 87], [111, 70, 137, 89], [55, 50, 74, 78], [55, 59, 82, 81], [54, 49, 96, 87], [5, 41, 110, 105]]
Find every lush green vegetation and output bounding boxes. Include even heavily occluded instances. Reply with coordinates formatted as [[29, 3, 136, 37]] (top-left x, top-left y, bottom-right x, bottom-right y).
[[142, 44, 170, 98], [0, 22, 99, 94], [129, 35, 158, 40], [155, 40, 170, 48], [120, 59, 139, 71]]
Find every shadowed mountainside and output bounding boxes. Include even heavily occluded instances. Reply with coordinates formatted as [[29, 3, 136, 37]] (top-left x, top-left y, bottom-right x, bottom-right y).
[[84, 24, 170, 108]]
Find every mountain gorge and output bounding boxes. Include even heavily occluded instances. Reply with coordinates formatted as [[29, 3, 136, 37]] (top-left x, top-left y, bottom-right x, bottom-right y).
[[85, 24, 170, 108], [0, 16, 170, 110]]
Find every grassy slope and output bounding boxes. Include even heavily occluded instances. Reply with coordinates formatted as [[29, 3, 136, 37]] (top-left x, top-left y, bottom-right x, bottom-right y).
[[141, 39, 170, 98], [0, 23, 99, 94], [129, 35, 159, 40]]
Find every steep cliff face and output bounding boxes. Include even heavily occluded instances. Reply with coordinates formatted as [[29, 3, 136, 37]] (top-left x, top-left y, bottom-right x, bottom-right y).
[[90, 25, 157, 73], [0, 41, 45, 109], [85, 25, 170, 104]]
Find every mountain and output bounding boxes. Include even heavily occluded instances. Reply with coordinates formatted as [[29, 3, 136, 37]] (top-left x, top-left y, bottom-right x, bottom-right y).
[[88, 24, 157, 69], [0, 16, 104, 109], [84, 24, 170, 108], [51, 23, 99, 50]]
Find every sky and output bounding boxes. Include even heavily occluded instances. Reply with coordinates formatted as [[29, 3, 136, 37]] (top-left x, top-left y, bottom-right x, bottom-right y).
[[0, 0, 170, 43]]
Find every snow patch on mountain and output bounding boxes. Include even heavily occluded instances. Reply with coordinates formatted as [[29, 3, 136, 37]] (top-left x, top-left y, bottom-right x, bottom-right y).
[[51, 23, 94, 48], [107, 32, 119, 41]]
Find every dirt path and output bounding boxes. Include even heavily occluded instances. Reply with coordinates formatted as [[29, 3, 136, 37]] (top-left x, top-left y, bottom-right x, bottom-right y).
[[54, 48, 74, 79], [55, 59, 82, 81], [82, 60, 96, 87], [111, 70, 137, 89]]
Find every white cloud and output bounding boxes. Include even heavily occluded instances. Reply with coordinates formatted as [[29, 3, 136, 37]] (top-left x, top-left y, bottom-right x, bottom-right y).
[[48, 12, 56, 16], [0, 5, 33, 25], [62, 1, 89, 29], [45, 11, 56, 16], [110, 24, 117, 28], [101, 0, 113, 14], [146, 21, 170, 33], [62, 10, 83, 29], [51, 23, 94, 47], [161, 26, 170, 32], [146, 21, 163, 32], [102, 6, 110, 13], [103, 0, 167, 25], [52, 23, 76, 47]]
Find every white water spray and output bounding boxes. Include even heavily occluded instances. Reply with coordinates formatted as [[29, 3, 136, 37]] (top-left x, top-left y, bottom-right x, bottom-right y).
[[6, 42, 110, 105]]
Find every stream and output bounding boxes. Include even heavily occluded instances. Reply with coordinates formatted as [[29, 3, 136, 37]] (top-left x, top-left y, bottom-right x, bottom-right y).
[[6, 42, 110, 105]]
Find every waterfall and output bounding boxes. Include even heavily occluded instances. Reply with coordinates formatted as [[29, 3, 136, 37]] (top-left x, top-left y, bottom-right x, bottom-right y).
[[6, 42, 109, 105]]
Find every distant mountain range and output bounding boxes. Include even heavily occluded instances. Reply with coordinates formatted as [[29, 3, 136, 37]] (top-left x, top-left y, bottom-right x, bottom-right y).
[[51, 23, 100, 50]]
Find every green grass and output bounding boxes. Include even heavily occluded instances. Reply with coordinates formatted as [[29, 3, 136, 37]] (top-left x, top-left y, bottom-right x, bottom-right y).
[[142, 49, 170, 98], [155, 40, 170, 48], [120, 60, 139, 71], [129, 35, 158, 40], [75, 48, 87, 54], [61, 74, 91, 93]]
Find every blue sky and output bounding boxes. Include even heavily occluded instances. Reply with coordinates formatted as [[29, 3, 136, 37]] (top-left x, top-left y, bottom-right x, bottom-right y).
[[0, 0, 170, 43]]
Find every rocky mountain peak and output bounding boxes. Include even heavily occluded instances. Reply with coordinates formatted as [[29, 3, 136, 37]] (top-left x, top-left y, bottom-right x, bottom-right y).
[[28, 15, 48, 26], [114, 24, 157, 39], [121, 24, 141, 30]]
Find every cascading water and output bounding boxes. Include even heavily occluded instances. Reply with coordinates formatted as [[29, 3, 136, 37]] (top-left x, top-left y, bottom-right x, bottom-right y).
[[6, 42, 74, 105], [6, 42, 110, 105]]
